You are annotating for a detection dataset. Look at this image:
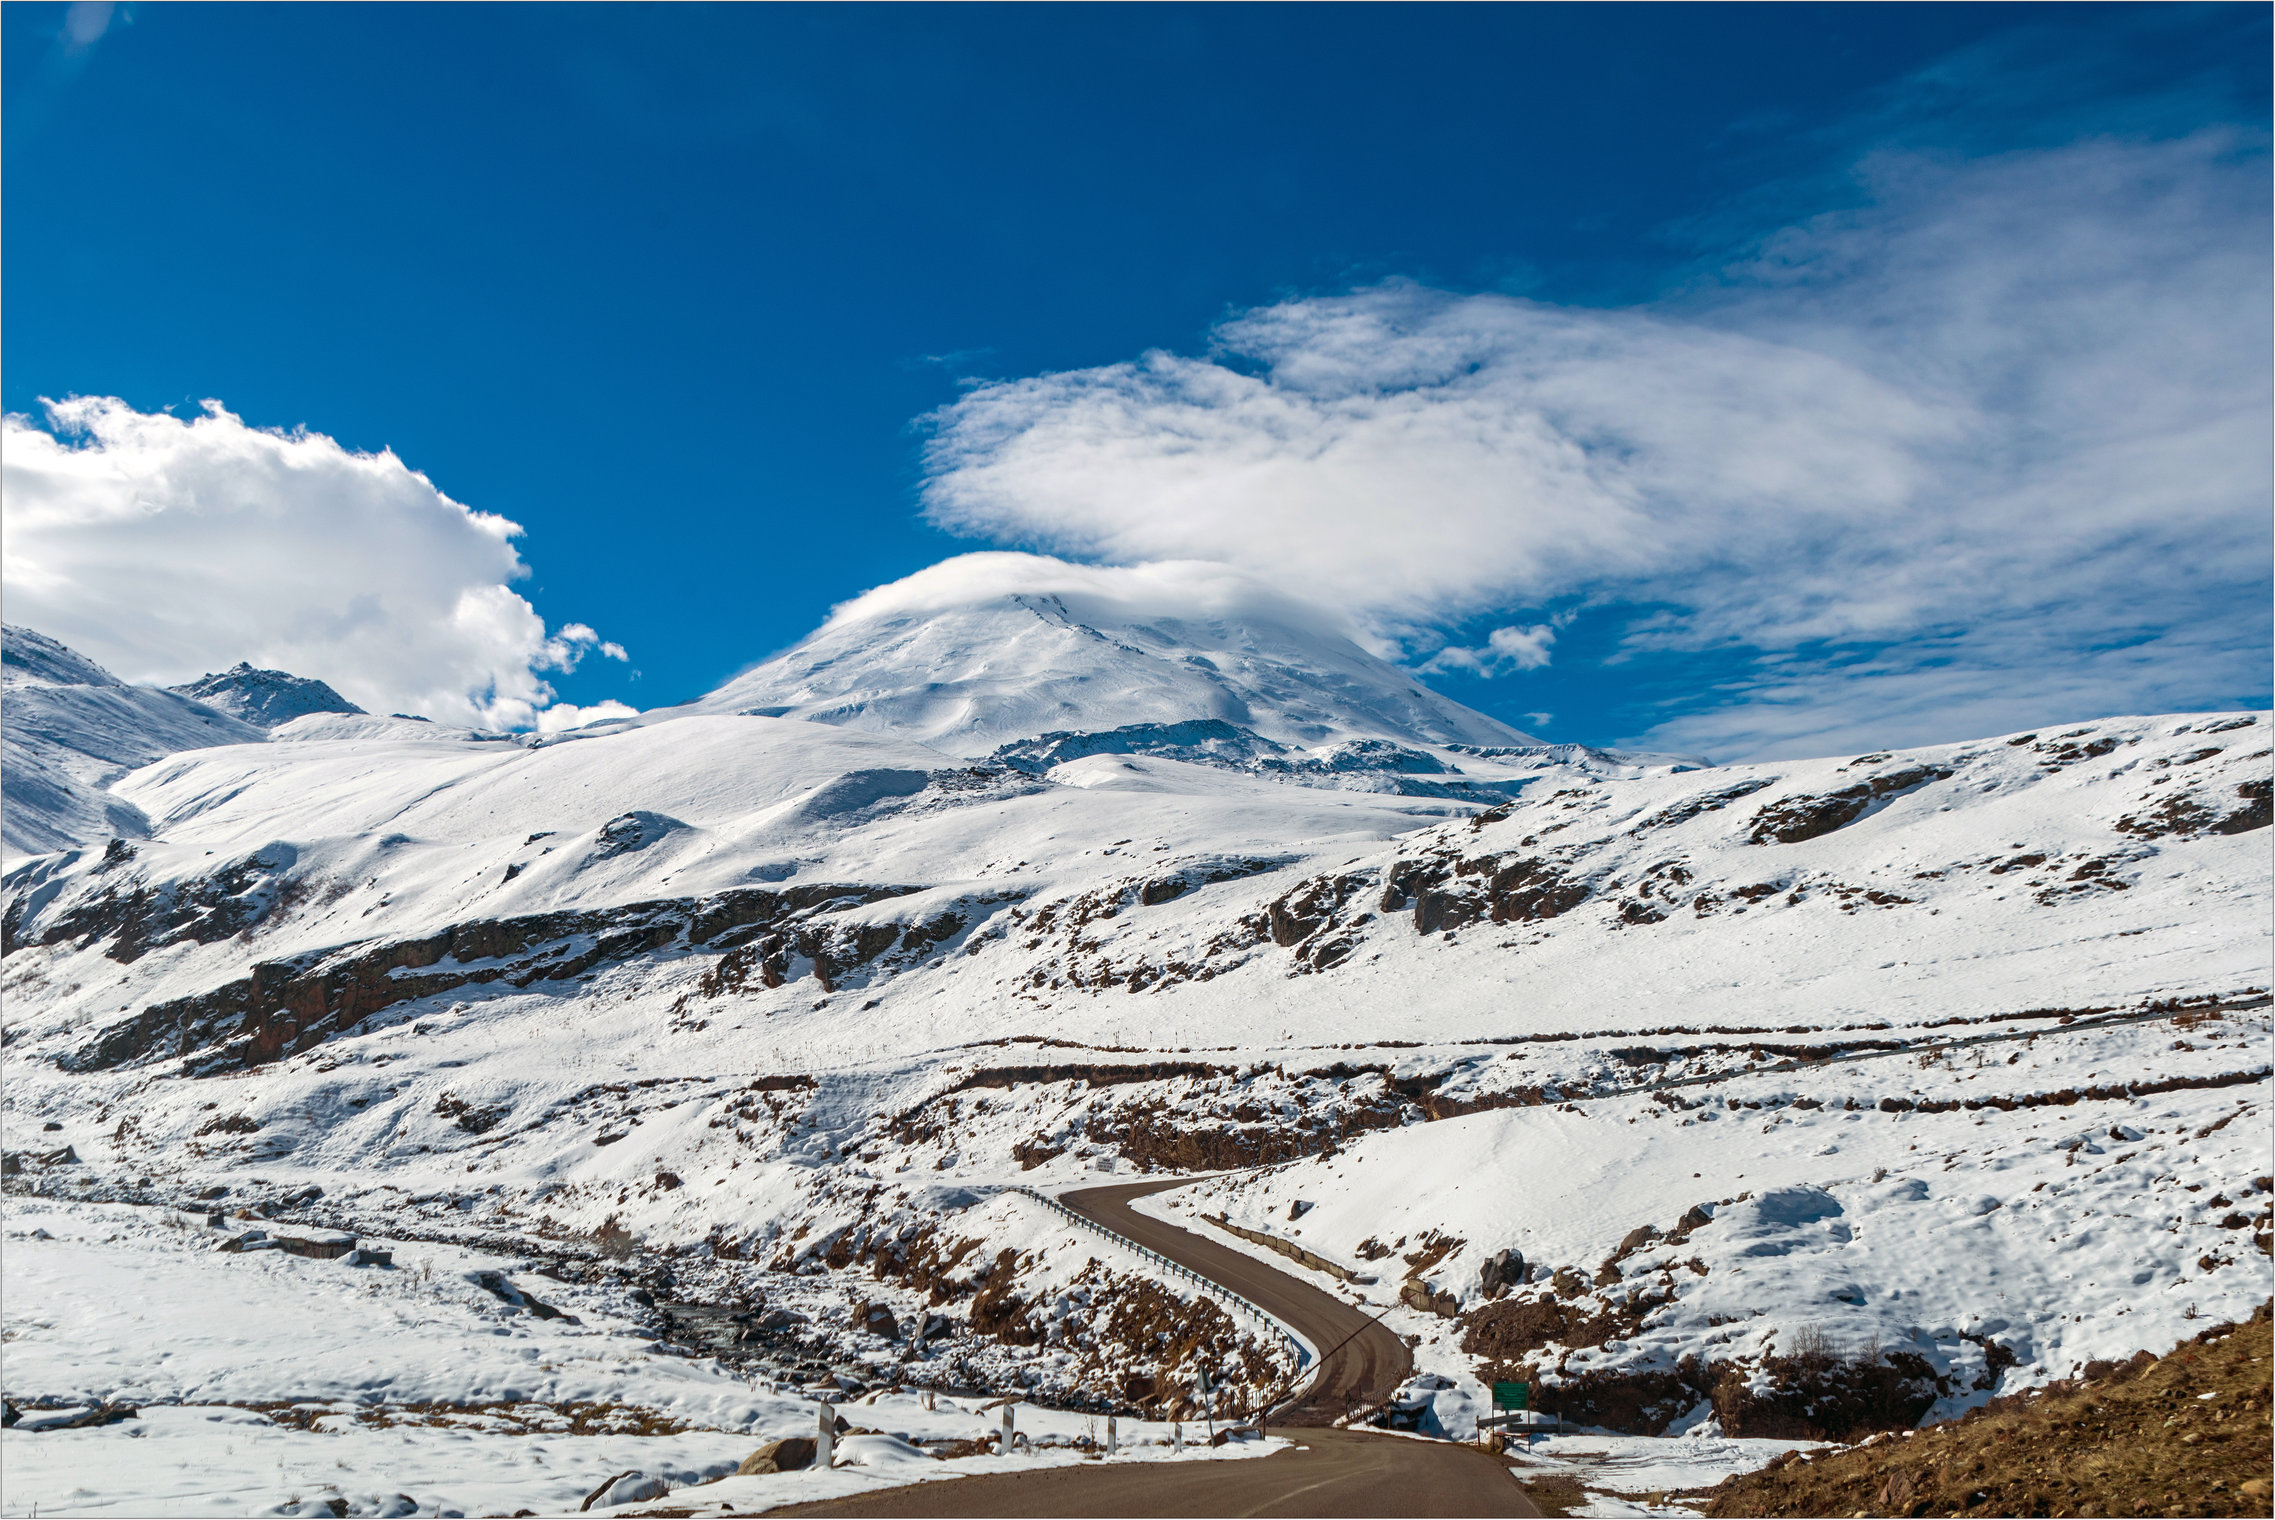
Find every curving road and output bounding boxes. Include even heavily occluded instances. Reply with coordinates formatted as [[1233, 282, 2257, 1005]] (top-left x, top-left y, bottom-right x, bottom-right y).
[[1056, 1176, 1411, 1426], [769, 1175, 1536, 1517]]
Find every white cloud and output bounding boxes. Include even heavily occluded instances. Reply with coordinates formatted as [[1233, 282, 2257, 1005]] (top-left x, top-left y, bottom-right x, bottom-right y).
[[813, 549, 1363, 644], [2, 397, 628, 731], [1422, 624, 1557, 676], [920, 132, 2269, 756]]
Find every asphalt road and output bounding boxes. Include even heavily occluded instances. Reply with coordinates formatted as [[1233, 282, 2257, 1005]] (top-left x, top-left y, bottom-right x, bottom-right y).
[[767, 1176, 1538, 1517], [770, 1425, 1538, 1517], [1055, 1176, 1410, 1426]]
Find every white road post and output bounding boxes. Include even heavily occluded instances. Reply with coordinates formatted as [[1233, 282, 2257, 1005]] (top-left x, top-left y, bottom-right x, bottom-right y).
[[1173, 1420, 1182, 1452], [1107, 1414, 1117, 1454], [1001, 1401, 1015, 1451], [818, 1402, 835, 1468]]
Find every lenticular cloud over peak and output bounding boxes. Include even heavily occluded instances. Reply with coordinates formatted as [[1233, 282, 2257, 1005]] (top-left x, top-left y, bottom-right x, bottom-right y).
[[0, 396, 631, 732], [814, 552, 1363, 644]]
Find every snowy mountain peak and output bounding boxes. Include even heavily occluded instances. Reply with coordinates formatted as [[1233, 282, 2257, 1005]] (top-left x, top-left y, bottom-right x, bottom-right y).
[[690, 554, 1538, 756], [170, 661, 364, 729]]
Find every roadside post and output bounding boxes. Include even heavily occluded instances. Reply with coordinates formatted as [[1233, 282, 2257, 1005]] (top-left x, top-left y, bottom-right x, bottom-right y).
[[1198, 1367, 1214, 1442], [818, 1402, 835, 1468], [1001, 1400, 1016, 1451], [1492, 1381, 1529, 1449], [1107, 1414, 1118, 1454]]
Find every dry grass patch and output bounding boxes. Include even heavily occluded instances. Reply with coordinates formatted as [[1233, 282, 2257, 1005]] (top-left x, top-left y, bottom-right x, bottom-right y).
[[1703, 1303, 2272, 1518]]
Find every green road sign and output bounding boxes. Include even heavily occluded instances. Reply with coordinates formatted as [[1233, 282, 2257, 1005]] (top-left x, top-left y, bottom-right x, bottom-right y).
[[1493, 1381, 1528, 1411]]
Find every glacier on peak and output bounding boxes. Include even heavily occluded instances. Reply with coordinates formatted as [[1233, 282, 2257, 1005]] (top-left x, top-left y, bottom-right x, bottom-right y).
[[688, 553, 1537, 755]]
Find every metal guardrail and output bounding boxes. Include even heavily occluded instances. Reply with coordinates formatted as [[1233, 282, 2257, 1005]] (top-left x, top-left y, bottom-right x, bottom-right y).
[[1009, 1185, 1311, 1380]]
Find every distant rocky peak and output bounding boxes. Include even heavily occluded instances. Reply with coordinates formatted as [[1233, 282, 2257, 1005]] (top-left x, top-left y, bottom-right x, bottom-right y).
[[169, 662, 364, 730]]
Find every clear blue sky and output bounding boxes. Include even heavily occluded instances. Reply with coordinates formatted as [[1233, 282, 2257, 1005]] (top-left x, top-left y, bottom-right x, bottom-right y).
[[6, 4, 2266, 754]]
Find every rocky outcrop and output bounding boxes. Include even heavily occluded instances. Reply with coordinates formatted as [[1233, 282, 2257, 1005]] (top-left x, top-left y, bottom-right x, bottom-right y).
[[1738, 764, 1956, 851], [53, 881, 924, 1076], [2116, 778, 2271, 840], [1746, 766, 1953, 845]]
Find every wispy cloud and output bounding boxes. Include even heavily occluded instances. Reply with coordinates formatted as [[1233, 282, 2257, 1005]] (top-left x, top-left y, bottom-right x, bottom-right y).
[[2, 398, 632, 732], [6, 2, 127, 151], [919, 128, 2269, 758]]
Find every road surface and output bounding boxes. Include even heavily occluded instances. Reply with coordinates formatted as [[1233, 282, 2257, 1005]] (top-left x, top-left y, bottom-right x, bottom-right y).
[[770, 1425, 1536, 1517], [1057, 1176, 1409, 1426], [769, 1175, 1537, 1517]]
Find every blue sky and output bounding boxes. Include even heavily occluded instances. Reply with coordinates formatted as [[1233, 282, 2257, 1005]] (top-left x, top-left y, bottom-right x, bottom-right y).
[[4, 3, 2267, 757]]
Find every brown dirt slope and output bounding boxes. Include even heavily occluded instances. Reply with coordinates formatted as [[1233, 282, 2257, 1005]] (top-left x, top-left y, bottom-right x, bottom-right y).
[[1703, 1304, 2272, 1519]]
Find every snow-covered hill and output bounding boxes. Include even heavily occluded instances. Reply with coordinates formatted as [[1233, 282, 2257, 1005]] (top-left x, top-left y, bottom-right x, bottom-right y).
[[2, 579, 2268, 1513], [690, 554, 1539, 755], [1, 624, 265, 859]]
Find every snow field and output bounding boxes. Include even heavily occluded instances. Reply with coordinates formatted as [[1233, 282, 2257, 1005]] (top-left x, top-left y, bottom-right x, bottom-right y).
[[0, 1198, 1278, 1518]]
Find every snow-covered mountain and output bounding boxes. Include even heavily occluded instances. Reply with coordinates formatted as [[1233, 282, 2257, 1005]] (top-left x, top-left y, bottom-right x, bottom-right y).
[[2, 570, 2268, 1513], [1, 624, 265, 858], [170, 661, 364, 729], [690, 554, 1538, 755]]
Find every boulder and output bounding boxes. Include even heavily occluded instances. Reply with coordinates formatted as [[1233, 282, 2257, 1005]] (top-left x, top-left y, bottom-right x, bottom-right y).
[[1399, 1278, 1459, 1317], [1610, 1224, 1659, 1262], [1478, 1247, 1526, 1299], [736, 1436, 818, 1475], [855, 1301, 899, 1340], [273, 1231, 357, 1260]]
